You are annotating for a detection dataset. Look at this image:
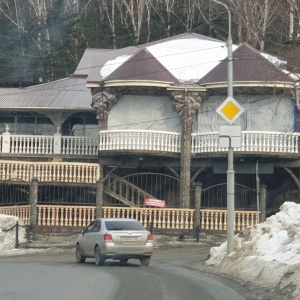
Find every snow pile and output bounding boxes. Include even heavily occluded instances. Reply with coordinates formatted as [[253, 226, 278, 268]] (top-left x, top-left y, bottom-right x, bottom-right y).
[[0, 214, 27, 250], [206, 202, 300, 299]]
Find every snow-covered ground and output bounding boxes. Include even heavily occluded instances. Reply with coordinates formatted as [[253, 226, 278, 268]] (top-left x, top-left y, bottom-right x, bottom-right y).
[[206, 201, 300, 299], [1, 202, 300, 298]]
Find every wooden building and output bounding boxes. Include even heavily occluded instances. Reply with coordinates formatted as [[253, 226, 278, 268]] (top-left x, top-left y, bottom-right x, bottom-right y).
[[0, 33, 299, 232]]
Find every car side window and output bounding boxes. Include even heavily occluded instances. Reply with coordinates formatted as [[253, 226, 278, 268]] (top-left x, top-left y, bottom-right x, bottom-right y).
[[93, 221, 101, 232], [85, 222, 95, 233]]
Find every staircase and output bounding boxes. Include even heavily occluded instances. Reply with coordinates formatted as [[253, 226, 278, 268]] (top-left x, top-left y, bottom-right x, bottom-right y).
[[104, 174, 157, 207]]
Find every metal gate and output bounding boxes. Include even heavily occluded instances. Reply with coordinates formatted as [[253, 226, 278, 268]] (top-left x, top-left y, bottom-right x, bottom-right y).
[[0, 179, 30, 205], [201, 183, 257, 210]]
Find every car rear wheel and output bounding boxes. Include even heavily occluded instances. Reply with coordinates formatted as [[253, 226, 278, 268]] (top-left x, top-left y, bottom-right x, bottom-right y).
[[140, 256, 150, 266], [75, 244, 86, 263], [94, 246, 105, 266]]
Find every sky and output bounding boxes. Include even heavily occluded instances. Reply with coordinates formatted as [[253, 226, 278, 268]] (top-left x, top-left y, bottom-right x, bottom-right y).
[[1, 202, 300, 298]]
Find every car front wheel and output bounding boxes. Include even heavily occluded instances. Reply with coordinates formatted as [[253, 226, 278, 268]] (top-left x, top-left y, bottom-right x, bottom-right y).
[[140, 256, 150, 266], [94, 246, 105, 266], [75, 244, 86, 263]]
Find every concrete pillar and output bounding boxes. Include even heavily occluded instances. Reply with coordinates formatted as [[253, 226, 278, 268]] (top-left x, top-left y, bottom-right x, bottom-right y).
[[2, 124, 11, 153], [194, 182, 202, 242], [259, 184, 267, 222], [95, 165, 104, 218], [30, 178, 38, 227], [53, 133, 62, 155]]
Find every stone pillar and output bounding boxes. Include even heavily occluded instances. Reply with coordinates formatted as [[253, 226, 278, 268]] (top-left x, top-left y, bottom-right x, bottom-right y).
[[2, 124, 11, 153], [170, 90, 205, 208], [53, 133, 62, 155], [259, 184, 267, 222], [95, 165, 104, 218], [30, 178, 38, 227], [194, 182, 202, 242]]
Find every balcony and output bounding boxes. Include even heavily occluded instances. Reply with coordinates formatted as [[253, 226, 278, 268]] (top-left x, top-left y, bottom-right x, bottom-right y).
[[0, 132, 98, 157], [99, 130, 300, 155], [1, 130, 299, 157]]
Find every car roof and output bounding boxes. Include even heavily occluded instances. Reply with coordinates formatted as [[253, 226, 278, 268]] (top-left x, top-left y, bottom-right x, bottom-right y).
[[95, 218, 140, 222]]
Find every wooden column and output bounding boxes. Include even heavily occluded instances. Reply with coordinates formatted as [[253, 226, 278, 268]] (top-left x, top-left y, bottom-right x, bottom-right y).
[[96, 165, 104, 218], [29, 177, 38, 227], [194, 182, 202, 242], [170, 90, 205, 208], [259, 184, 267, 222]]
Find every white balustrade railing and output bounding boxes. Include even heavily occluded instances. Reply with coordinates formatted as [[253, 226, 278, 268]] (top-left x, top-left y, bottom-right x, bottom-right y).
[[192, 131, 300, 154], [0, 205, 259, 232], [99, 130, 181, 152], [0, 160, 99, 183], [10, 135, 54, 154], [0, 133, 98, 156], [61, 136, 98, 156], [1, 130, 299, 156]]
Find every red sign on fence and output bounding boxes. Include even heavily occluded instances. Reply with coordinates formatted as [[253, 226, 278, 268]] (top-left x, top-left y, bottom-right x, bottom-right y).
[[144, 198, 166, 208]]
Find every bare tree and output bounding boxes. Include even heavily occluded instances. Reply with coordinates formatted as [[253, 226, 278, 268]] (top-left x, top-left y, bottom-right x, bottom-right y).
[[225, 0, 279, 51]]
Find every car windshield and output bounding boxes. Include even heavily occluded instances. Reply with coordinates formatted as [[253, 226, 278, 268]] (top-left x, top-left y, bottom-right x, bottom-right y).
[[105, 220, 145, 231]]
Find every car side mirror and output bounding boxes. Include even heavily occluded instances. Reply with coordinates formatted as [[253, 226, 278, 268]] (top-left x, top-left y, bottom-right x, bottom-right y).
[[79, 228, 85, 235]]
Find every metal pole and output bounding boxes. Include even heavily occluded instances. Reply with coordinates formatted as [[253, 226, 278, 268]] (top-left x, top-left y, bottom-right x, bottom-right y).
[[213, 0, 235, 254], [227, 147, 234, 253]]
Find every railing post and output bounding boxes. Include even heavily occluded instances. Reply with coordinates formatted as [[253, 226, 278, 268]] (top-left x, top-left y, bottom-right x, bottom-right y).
[[30, 177, 38, 227], [194, 182, 202, 242], [2, 125, 11, 153], [54, 133, 62, 155], [259, 184, 267, 222]]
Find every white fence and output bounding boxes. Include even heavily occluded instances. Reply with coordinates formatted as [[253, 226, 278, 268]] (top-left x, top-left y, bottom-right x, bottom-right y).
[[1, 130, 299, 156], [99, 130, 300, 154]]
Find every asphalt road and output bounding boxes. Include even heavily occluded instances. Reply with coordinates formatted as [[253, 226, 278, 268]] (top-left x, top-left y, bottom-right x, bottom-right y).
[[0, 241, 290, 300]]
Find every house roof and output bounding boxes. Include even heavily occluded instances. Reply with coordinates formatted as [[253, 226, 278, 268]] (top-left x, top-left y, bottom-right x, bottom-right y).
[[0, 76, 92, 109], [104, 48, 180, 84], [198, 43, 294, 85]]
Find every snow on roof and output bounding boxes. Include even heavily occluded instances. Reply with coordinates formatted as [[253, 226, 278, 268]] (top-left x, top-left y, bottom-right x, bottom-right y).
[[100, 38, 238, 83]]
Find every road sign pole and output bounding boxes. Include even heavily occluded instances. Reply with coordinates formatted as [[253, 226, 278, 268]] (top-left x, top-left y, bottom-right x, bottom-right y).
[[227, 147, 235, 254], [213, 0, 235, 254]]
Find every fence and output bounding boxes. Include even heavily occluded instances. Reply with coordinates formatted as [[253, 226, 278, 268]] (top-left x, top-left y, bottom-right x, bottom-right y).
[[0, 205, 259, 232]]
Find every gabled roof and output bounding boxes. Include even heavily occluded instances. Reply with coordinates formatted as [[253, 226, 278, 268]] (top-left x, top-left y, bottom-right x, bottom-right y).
[[104, 48, 180, 84], [198, 43, 294, 85]]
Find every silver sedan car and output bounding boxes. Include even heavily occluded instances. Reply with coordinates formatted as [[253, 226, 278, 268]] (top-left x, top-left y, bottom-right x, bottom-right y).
[[75, 218, 154, 266]]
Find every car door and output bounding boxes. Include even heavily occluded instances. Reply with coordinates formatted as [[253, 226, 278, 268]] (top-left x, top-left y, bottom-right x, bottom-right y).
[[79, 221, 99, 256]]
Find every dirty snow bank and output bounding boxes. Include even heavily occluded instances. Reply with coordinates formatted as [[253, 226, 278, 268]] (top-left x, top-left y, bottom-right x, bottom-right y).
[[0, 214, 27, 250], [205, 202, 300, 299]]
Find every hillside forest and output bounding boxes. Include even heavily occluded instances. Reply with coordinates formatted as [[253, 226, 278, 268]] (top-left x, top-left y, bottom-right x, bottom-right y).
[[1, 0, 300, 85]]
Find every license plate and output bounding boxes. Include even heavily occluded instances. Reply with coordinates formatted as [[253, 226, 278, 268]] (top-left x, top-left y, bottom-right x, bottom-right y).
[[121, 237, 139, 242]]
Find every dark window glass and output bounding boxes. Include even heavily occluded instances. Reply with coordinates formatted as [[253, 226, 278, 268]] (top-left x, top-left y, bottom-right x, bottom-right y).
[[16, 117, 35, 134], [36, 117, 55, 135], [105, 220, 145, 231]]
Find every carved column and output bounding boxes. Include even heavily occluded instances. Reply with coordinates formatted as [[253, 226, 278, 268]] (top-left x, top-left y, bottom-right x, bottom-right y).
[[170, 90, 204, 208], [91, 88, 123, 130]]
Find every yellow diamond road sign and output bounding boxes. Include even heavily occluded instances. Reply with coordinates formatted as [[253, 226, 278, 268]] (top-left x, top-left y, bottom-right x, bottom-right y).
[[216, 96, 244, 125]]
